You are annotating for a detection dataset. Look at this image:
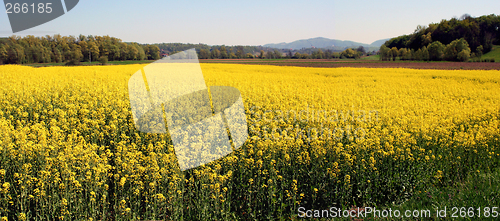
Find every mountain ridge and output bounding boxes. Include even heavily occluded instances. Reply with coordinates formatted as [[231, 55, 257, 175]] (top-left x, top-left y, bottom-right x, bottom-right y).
[[263, 37, 391, 51]]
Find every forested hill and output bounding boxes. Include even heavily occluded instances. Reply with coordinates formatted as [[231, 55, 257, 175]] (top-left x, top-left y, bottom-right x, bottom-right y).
[[384, 14, 500, 54]]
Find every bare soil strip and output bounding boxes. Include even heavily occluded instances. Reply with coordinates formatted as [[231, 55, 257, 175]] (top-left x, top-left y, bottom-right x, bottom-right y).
[[200, 59, 500, 70]]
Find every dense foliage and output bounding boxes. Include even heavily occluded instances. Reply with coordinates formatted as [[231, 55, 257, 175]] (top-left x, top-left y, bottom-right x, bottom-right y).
[[381, 14, 500, 61], [380, 38, 474, 61], [0, 35, 160, 65]]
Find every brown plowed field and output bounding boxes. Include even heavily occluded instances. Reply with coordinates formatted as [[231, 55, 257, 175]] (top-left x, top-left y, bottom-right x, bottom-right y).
[[199, 59, 500, 70]]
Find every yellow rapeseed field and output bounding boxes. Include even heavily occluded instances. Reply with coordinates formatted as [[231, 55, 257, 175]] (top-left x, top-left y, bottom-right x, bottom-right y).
[[0, 64, 499, 220]]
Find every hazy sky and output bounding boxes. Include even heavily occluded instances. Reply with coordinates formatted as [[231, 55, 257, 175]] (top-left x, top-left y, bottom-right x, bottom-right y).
[[1, 0, 499, 45]]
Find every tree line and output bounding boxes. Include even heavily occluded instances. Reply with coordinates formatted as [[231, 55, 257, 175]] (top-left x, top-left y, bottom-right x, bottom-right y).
[[0, 35, 161, 64], [380, 38, 476, 61], [380, 14, 500, 62], [155, 43, 259, 59], [153, 43, 375, 59], [197, 47, 369, 59], [0, 35, 376, 65]]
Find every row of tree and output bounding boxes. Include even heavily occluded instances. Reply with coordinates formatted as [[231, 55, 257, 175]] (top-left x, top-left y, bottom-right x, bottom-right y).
[[384, 14, 500, 54], [380, 38, 475, 61], [0, 35, 161, 64], [198, 45, 248, 59], [1, 36, 368, 64], [154, 42, 379, 60], [196, 47, 371, 59]]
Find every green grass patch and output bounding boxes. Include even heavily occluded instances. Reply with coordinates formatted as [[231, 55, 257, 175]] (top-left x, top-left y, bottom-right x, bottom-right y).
[[482, 45, 500, 62], [107, 60, 154, 65], [385, 168, 500, 220], [328, 168, 500, 220], [361, 55, 380, 60]]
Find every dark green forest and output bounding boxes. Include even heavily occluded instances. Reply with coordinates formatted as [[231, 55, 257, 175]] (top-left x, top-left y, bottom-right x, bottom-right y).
[[380, 14, 500, 61]]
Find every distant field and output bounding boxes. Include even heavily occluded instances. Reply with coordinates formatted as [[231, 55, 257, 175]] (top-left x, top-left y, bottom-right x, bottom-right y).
[[360, 54, 380, 60], [200, 59, 500, 70], [19, 51, 500, 70]]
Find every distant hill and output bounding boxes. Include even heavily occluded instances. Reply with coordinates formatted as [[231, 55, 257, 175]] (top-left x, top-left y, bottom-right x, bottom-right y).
[[370, 38, 391, 47], [263, 37, 390, 51]]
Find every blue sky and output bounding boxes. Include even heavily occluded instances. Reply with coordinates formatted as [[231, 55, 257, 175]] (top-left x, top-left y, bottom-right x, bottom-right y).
[[1, 0, 499, 45]]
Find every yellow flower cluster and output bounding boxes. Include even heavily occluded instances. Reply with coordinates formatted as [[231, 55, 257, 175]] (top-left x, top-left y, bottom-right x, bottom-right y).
[[0, 64, 499, 220]]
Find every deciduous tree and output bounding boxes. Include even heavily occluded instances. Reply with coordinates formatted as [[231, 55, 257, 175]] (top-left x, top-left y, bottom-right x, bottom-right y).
[[427, 41, 445, 61]]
